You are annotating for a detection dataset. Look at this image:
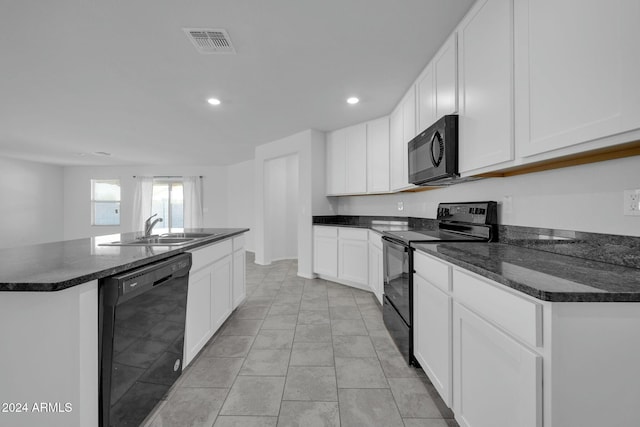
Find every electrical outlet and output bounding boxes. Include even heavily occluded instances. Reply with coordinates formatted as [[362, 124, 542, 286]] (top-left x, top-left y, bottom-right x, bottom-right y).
[[624, 189, 640, 216], [397, 201, 404, 212], [502, 195, 513, 215]]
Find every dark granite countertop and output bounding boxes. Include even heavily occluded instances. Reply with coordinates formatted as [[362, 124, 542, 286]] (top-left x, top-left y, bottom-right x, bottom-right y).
[[412, 242, 640, 302], [313, 215, 640, 302], [0, 228, 249, 292]]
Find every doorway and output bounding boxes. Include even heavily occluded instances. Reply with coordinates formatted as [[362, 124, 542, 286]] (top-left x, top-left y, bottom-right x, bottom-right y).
[[264, 153, 299, 262]]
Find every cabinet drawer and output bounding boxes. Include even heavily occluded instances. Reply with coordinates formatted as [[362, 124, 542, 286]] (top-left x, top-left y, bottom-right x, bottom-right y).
[[233, 234, 245, 251], [339, 227, 368, 240], [314, 226, 338, 238], [189, 239, 233, 272], [414, 250, 450, 292], [452, 269, 542, 348]]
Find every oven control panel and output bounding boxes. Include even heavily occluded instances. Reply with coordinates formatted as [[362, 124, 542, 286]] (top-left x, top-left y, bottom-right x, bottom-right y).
[[437, 201, 497, 225]]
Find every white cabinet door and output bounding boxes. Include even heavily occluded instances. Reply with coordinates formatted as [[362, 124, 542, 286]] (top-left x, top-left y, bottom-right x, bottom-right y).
[[232, 249, 246, 309], [413, 274, 452, 406], [417, 63, 436, 134], [345, 123, 367, 194], [458, 0, 514, 174], [210, 255, 233, 332], [390, 88, 417, 191], [434, 33, 458, 118], [368, 242, 383, 304], [326, 129, 346, 195], [314, 227, 338, 277], [366, 116, 390, 193], [185, 267, 212, 366], [338, 238, 368, 285], [453, 302, 542, 427], [389, 104, 405, 191], [515, 0, 640, 157], [402, 87, 417, 155]]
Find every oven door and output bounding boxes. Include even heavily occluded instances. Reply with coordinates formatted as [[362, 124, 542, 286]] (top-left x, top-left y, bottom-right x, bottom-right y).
[[382, 236, 411, 325]]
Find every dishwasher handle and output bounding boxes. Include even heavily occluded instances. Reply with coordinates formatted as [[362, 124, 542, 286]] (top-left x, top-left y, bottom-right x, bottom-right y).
[[122, 273, 172, 295]]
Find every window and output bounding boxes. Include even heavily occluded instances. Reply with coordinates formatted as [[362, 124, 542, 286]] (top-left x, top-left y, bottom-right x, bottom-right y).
[[91, 179, 121, 225], [152, 180, 184, 233]]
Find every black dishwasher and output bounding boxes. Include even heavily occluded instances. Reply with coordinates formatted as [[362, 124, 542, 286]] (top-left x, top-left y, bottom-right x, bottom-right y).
[[99, 253, 191, 427]]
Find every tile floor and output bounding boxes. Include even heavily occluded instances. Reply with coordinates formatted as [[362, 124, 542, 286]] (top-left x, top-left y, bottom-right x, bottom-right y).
[[144, 254, 458, 427]]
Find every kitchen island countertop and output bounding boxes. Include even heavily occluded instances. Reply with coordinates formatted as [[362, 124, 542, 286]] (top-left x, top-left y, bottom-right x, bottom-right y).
[[0, 228, 249, 292]]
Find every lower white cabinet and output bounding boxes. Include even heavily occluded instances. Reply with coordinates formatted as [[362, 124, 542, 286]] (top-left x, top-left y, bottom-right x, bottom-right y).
[[184, 266, 215, 366], [184, 234, 245, 367], [210, 254, 232, 333], [453, 302, 541, 427], [368, 231, 383, 304], [413, 273, 452, 407], [414, 250, 542, 427], [313, 226, 370, 292], [313, 226, 338, 277], [232, 235, 246, 308], [338, 229, 368, 286]]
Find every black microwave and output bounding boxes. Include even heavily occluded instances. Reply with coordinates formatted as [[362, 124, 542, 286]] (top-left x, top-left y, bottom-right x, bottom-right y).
[[408, 115, 458, 185]]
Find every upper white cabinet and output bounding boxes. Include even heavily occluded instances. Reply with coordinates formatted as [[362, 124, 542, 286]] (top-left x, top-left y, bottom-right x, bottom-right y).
[[326, 129, 346, 195], [417, 63, 436, 132], [514, 0, 640, 158], [345, 124, 367, 193], [390, 87, 417, 191], [417, 33, 458, 133], [366, 116, 390, 193], [434, 33, 458, 120], [458, 0, 514, 174], [326, 117, 391, 196], [326, 123, 367, 195]]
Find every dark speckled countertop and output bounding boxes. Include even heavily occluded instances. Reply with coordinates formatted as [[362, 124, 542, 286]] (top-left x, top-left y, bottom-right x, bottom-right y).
[[412, 242, 640, 302], [0, 228, 248, 292], [313, 215, 640, 303]]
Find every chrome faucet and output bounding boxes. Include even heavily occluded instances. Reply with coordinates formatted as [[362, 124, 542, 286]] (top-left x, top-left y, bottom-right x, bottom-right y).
[[144, 213, 163, 237]]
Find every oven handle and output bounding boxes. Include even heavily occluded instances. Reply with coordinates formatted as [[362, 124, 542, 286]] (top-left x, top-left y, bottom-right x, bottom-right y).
[[382, 236, 409, 252]]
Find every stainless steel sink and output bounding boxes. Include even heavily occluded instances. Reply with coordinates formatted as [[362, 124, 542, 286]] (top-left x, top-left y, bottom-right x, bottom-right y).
[[161, 232, 218, 239], [99, 232, 221, 246]]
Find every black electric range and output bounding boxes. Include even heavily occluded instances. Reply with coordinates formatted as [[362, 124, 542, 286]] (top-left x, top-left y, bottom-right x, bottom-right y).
[[381, 201, 498, 365]]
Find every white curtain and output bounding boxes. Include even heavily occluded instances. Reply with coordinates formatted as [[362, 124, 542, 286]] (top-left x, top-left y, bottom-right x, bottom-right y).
[[132, 176, 154, 232], [183, 176, 204, 229]]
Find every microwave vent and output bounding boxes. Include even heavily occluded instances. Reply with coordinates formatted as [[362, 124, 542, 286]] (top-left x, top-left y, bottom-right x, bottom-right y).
[[183, 28, 236, 54]]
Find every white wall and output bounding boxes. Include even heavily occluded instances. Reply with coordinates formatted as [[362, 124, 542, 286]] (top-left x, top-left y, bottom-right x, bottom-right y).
[[336, 156, 640, 237], [63, 165, 228, 240], [227, 159, 255, 252], [264, 154, 299, 261], [254, 129, 333, 277], [0, 156, 64, 248]]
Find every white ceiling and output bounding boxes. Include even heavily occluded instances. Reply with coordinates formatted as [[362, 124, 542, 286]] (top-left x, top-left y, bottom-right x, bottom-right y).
[[0, 0, 474, 166]]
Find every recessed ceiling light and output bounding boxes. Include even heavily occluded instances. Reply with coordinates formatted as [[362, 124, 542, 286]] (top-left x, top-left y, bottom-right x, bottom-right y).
[[347, 97, 359, 105], [207, 98, 221, 105]]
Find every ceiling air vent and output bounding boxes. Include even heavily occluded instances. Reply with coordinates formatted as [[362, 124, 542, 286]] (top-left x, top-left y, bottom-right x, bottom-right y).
[[183, 28, 236, 54]]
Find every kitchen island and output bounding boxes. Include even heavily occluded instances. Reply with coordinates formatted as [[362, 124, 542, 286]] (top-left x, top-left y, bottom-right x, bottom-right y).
[[0, 228, 248, 427]]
